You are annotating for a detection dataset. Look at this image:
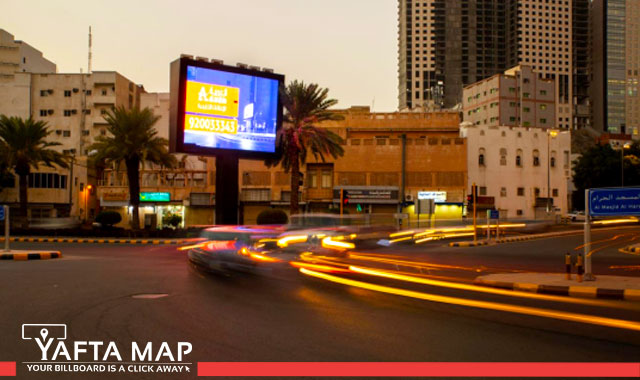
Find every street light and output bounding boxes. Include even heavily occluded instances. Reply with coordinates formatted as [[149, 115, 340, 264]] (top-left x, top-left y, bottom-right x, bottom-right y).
[[621, 142, 632, 187], [547, 130, 559, 213]]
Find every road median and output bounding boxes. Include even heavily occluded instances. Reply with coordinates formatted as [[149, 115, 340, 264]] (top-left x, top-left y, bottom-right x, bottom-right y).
[[0, 250, 62, 260], [0, 237, 200, 245], [475, 273, 640, 301]]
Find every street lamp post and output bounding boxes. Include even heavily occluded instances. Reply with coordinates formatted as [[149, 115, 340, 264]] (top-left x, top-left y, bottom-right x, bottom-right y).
[[547, 130, 558, 213]]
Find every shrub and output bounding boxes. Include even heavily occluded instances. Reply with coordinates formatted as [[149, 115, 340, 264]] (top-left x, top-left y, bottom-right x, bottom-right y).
[[95, 211, 122, 227], [163, 214, 182, 228], [256, 208, 288, 225]]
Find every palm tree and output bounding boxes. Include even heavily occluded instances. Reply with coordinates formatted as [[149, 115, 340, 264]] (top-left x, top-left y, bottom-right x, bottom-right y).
[[0, 115, 69, 227], [267, 81, 345, 215], [89, 106, 176, 230]]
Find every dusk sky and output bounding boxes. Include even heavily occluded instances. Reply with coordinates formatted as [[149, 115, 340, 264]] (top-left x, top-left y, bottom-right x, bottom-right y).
[[2, 0, 398, 112]]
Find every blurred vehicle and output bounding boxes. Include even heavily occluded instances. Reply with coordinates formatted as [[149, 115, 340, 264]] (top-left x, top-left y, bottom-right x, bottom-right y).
[[28, 217, 82, 230], [187, 226, 283, 274]]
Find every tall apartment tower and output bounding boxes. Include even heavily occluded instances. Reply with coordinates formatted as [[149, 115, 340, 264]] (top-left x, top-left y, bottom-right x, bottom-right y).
[[398, 0, 573, 129], [591, 0, 640, 135]]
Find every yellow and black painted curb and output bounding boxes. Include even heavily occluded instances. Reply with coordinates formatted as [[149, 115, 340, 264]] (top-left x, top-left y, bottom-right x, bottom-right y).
[[448, 231, 580, 248], [0, 251, 62, 260], [449, 240, 489, 247], [474, 278, 640, 301], [619, 245, 640, 255], [0, 237, 196, 245]]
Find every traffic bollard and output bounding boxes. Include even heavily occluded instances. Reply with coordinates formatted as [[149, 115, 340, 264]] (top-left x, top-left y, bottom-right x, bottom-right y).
[[565, 252, 572, 280], [576, 253, 584, 283]]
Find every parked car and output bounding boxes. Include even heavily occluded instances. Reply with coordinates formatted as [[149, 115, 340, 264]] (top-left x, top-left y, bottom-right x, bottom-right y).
[[567, 211, 585, 222], [187, 226, 283, 274]]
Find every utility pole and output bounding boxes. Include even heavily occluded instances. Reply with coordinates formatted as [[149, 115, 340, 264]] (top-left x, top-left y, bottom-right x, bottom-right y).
[[472, 183, 477, 243]]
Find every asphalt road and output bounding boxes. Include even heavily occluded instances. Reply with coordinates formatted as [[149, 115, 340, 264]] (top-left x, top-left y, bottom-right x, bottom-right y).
[[0, 228, 639, 379]]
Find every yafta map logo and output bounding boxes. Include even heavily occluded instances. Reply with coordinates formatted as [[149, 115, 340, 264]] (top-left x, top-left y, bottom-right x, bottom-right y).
[[21, 324, 192, 374]]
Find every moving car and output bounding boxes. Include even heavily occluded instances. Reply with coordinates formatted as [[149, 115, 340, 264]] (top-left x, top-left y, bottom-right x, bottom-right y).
[[187, 226, 283, 274]]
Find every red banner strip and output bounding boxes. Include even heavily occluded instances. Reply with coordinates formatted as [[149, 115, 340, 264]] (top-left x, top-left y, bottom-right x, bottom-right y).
[[0, 362, 16, 377], [198, 362, 640, 377]]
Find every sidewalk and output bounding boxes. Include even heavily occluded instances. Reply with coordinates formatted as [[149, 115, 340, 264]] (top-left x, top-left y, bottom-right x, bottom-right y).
[[475, 272, 640, 301]]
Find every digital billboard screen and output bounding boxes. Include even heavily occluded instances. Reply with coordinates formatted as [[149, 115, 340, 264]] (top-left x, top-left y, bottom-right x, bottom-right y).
[[170, 57, 284, 158]]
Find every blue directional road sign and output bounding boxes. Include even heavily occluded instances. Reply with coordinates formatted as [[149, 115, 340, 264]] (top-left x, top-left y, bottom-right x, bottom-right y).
[[488, 209, 499, 219], [0, 206, 4, 221], [588, 187, 640, 216]]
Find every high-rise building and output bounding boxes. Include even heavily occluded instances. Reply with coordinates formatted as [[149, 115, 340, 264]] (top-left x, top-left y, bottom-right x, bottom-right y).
[[398, 0, 573, 130], [591, 0, 640, 136], [572, 0, 591, 130]]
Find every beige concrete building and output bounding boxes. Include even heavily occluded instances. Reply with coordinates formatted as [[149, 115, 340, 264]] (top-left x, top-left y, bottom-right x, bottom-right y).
[[0, 71, 144, 220], [461, 124, 571, 219], [463, 65, 556, 129], [97, 102, 466, 227], [0, 29, 56, 79]]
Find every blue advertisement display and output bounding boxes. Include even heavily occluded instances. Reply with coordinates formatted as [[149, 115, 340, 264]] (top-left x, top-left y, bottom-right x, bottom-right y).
[[182, 65, 280, 154], [588, 187, 640, 216]]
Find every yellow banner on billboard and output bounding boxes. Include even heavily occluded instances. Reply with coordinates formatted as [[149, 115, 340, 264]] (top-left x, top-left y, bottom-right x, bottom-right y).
[[184, 114, 238, 135], [185, 80, 240, 118]]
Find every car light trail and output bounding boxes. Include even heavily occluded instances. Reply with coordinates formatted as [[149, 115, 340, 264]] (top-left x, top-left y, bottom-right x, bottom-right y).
[[177, 242, 206, 251], [290, 261, 352, 273], [348, 253, 486, 272], [593, 217, 638, 225], [389, 230, 415, 238], [299, 268, 640, 332], [277, 235, 308, 248], [321, 237, 355, 250], [389, 236, 414, 244], [249, 253, 281, 262], [348, 266, 627, 308]]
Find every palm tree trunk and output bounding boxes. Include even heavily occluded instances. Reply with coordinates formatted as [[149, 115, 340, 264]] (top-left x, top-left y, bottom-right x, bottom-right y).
[[289, 149, 300, 215], [126, 158, 141, 231], [19, 173, 28, 228]]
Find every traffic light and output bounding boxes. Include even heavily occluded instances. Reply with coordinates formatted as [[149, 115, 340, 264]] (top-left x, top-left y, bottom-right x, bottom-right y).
[[343, 190, 350, 205], [467, 184, 478, 209]]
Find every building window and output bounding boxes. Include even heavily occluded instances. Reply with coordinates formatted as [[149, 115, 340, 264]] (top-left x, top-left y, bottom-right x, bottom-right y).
[[534, 187, 540, 197], [101, 89, 107, 96], [40, 90, 48, 97], [540, 90, 547, 95], [540, 104, 547, 110], [478, 148, 486, 167], [479, 186, 487, 196], [39, 110, 47, 117], [550, 150, 556, 168], [350, 139, 360, 146], [517, 209, 523, 216], [308, 171, 317, 188], [500, 148, 507, 166], [516, 149, 523, 167], [321, 170, 332, 189], [552, 188, 559, 197], [533, 150, 540, 166], [82, 130, 90, 136], [64, 90, 71, 97], [100, 109, 108, 115], [523, 92, 530, 98], [517, 187, 525, 196], [500, 187, 507, 197], [85, 90, 92, 95], [63, 110, 72, 117], [523, 107, 530, 113], [62, 131, 70, 137], [28, 173, 68, 189], [540, 118, 547, 124]]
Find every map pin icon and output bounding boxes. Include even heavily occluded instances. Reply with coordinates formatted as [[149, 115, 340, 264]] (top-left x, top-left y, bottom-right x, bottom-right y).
[[40, 328, 48, 341]]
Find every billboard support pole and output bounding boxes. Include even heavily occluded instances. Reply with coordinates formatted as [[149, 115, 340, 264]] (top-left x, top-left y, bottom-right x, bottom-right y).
[[215, 153, 239, 225], [584, 188, 594, 281]]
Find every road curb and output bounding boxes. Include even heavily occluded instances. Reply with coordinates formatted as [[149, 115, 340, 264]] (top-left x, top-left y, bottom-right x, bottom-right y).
[[619, 245, 640, 255], [448, 230, 581, 248], [449, 241, 489, 247], [0, 251, 62, 260], [0, 237, 196, 245], [474, 278, 640, 301]]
